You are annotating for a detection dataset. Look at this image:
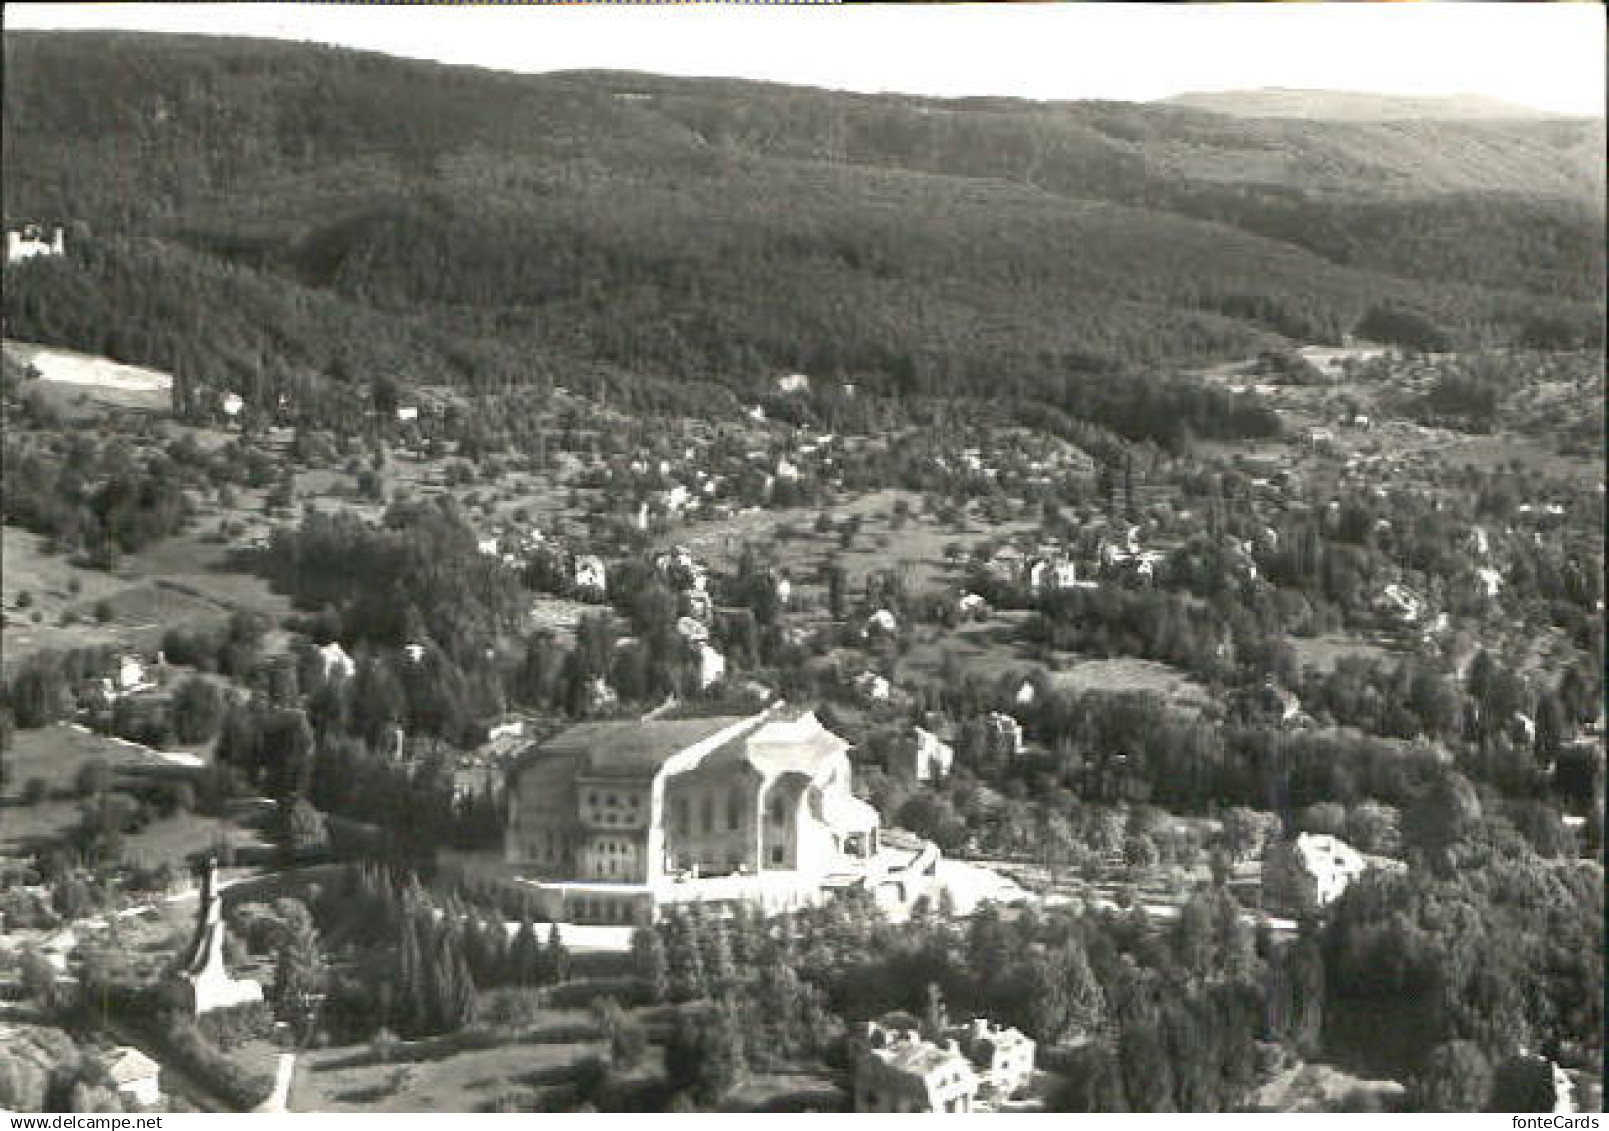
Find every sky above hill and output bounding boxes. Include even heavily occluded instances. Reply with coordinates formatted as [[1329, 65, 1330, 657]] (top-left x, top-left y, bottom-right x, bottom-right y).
[[7, 2, 1605, 117]]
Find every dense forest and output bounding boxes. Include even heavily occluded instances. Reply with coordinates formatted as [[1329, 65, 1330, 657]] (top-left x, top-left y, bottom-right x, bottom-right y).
[[3, 32, 1603, 420]]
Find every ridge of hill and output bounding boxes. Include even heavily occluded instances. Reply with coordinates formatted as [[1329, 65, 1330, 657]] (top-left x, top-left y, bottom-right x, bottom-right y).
[[1159, 88, 1578, 122], [2, 32, 1603, 419]]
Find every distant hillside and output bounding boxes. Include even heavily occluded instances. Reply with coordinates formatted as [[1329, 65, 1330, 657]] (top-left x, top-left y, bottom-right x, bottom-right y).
[[2, 32, 1602, 416], [1161, 88, 1573, 122]]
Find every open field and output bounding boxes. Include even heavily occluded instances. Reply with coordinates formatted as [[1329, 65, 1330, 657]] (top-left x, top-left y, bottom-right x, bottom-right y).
[[1045, 656, 1215, 709], [0, 723, 253, 869], [900, 614, 1035, 684], [1248, 1062, 1404, 1113], [1288, 633, 1394, 675], [2, 524, 273, 672], [680, 488, 1037, 596], [126, 531, 296, 626], [293, 1012, 612, 1113], [4, 339, 172, 417]]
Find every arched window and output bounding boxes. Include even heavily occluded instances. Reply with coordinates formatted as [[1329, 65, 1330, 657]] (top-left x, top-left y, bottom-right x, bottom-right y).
[[726, 787, 743, 830], [700, 795, 714, 834]]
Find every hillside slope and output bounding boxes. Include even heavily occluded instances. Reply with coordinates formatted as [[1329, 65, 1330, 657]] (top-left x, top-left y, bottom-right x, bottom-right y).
[[2, 32, 1602, 411]]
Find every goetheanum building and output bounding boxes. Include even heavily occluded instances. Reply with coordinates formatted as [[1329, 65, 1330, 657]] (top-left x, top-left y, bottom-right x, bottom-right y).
[[503, 706, 936, 924]]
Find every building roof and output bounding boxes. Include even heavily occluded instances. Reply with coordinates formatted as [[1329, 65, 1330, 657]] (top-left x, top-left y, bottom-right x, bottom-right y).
[[821, 790, 880, 833], [1278, 832, 1366, 876], [866, 1038, 978, 1085], [104, 1047, 160, 1086], [739, 711, 850, 779], [542, 715, 756, 779]]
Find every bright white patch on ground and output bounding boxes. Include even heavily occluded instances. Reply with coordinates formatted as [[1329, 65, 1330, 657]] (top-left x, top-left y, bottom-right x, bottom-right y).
[[4, 340, 173, 393]]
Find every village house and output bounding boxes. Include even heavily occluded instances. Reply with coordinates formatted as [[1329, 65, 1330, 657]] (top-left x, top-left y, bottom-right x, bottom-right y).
[[854, 671, 892, 703], [691, 641, 726, 690], [888, 726, 954, 784], [1262, 832, 1369, 913], [980, 712, 1026, 756], [949, 1017, 1037, 1100], [316, 641, 357, 681], [102, 1047, 162, 1108], [865, 609, 899, 639], [503, 707, 918, 924], [573, 555, 609, 598], [5, 224, 65, 263], [1026, 557, 1080, 594], [854, 1021, 979, 1113]]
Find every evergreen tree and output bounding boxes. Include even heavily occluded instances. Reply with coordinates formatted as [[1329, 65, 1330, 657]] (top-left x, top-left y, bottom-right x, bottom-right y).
[[274, 919, 326, 1039], [632, 927, 671, 1004], [543, 924, 571, 986], [509, 912, 541, 986]]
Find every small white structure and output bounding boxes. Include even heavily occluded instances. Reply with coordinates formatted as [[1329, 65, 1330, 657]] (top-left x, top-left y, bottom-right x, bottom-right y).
[[103, 1047, 162, 1108], [116, 656, 151, 693], [1027, 558, 1080, 594], [316, 641, 356, 682], [693, 642, 727, 690], [403, 642, 427, 664], [776, 373, 812, 394], [663, 485, 693, 513], [487, 719, 526, 743], [220, 392, 245, 418], [1262, 833, 1368, 912], [957, 592, 988, 619], [675, 616, 711, 644], [855, 671, 892, 703], [1474, 568, 1503, 599], [395, 405, 419, 423], [981, 712, 1025, 757], [6, 225, 65, 263], [1378, 582, 1424, 625], [865, 609, 899, 639], [574, 555, 608, 596], [890, 727, 954, 783]]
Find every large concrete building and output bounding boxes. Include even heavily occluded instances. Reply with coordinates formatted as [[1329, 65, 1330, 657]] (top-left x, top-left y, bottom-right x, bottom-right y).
[[505, 706, 934, 924]]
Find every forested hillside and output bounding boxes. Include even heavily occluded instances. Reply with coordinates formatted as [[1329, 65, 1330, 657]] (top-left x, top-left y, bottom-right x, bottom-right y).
[[3, 32, 1603, 415]]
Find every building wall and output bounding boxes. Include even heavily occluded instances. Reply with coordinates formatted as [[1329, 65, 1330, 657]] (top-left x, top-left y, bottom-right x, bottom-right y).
[[117, 1076, 161, 1109], [662, 764, 762, 876], [759, 776, 807, 871], [508, 755, 582, 876], [577, 831, 647, 882]]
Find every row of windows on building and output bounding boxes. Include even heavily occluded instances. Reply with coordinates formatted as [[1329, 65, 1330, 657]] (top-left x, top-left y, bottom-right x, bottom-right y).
[[668, 791, 792, 835], [669, 843, 790, 874], [570, 896, 645, 924]]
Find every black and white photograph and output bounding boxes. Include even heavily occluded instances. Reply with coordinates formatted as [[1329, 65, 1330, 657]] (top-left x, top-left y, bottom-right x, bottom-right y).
[[0, 1, 1603, 1117]]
